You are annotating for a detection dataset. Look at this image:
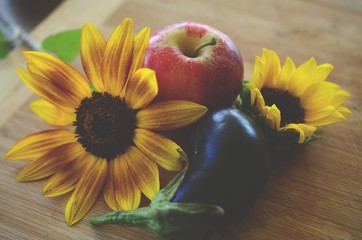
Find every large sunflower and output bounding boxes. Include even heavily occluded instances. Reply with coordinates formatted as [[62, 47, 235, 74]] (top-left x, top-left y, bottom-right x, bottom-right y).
[[5, 18, 207, 225], [246, 49, 351, 143]]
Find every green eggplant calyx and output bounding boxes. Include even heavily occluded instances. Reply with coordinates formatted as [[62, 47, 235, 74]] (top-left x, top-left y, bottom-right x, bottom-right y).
[[89, 151, 225, 240]]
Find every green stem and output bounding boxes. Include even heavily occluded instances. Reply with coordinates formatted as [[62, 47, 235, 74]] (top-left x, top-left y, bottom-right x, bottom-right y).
[[90, 202, 223, 240], [89, 82, 97, 93], [89, 207, 150, 227], [190, 37, 217, 57], [89, 159, 225, 240]]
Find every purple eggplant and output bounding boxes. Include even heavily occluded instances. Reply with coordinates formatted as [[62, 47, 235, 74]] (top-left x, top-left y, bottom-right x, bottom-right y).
[[90, 108, 270, 240], [172, 108, 270, 217]]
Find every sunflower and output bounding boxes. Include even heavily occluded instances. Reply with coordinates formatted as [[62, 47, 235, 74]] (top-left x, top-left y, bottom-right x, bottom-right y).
[[245, 48, 351, 143], [5, 18, 207, 226]]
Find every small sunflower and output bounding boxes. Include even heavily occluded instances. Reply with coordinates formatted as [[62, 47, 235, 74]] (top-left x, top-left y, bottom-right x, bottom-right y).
[[245, 48, 351, 143], [5, 18, 207, 225]]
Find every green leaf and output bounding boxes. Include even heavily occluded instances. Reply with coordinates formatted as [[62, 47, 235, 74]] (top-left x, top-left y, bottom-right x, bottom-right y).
[[238, 80, 257, 116], [42, 29, 81, 62], [240, 81, 251, 108], [0, 31, 10, 59], [304, 134, 320, 144]]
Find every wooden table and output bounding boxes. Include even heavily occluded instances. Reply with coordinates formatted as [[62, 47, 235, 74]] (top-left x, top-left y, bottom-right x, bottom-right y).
[[1, 0, 361, 239]]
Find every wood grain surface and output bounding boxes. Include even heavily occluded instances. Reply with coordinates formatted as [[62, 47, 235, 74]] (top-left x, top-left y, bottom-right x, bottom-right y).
[[1, 0, 361, 239]]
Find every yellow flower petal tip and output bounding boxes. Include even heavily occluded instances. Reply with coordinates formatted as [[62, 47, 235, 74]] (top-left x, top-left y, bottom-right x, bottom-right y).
[[4, 149, 15, 160], [42, 188, 58, 198], [125, 68, 158, 109], [15, 167, 35, 182], [121, 17, 134, 24], [246, 48, 351, 144], [22, 50, 37, 59], [65, 212, 79, 226], [15, 174, 26, 182], [134, 129, 187, 171]]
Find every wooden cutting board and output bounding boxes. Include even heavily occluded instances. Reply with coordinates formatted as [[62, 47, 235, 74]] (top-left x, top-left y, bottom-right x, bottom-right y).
[[1, 0, 361, 239]]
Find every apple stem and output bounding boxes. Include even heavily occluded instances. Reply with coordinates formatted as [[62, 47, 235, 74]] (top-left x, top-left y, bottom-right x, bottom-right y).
[[191, 37, 217, 57]]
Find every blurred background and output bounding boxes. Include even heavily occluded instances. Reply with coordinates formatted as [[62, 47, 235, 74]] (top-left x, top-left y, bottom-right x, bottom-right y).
[[0, 0, 62, 54], [0, 0, 62, 32]]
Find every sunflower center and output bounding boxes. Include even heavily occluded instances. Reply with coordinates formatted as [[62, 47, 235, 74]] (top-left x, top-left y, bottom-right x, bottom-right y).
[[261, 88, 305, 127], [74, 92, 136, 160]]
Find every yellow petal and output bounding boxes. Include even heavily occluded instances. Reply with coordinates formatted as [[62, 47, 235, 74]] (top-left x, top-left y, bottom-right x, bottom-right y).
[[298, 124, 318, 140], [65, 157, 107, 226], [314, 63, 334, 82], [262, 49, 281, 88], [103, 153, 141, 211], [331, 90, 351, 107], [125, 146, 159, 200], [288, 57, 318, 97], [282, 123, 317, 143], [30, 99, 75, 127], [125, 68, 158, 109], [251, 56, 265, 89], [278, 56, 296, 91], [265, 104, 281, 131], [6, 129, 75, 160], [254, 88, 267, 115], [42, 152, 89, 197], [102, 157, 119, 210], [102, 18, 134, 96], [336, 106, 352, 119], [133, 129, 185, 171], [17, 68, 74, 113], [282, 124, 305, 143], [22, 52, 91, 108], [305, 106, 346, 126], [136, 100, 207, 131], [16, 142, 85, 182], [128, 27, 151, 79], [80, 23, 106, 92], [17, 68, 43, 99], [117, 153, 142, 210], [301, 82, 339, 110]]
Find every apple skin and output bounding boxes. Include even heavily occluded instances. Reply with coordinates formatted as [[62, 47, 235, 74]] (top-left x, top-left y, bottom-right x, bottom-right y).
[[144, 21, 244, 109]]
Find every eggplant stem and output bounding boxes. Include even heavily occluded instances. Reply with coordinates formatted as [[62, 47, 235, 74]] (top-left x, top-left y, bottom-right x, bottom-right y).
[[152, 148, 189, 204], [89, 156, 225, 240], [89, 207, 150, 227]]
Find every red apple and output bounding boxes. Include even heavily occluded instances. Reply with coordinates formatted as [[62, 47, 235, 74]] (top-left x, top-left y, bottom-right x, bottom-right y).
[[144, 21, 244, 109]]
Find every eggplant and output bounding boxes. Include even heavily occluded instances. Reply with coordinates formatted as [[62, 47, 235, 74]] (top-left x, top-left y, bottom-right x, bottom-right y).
[[90, 108, 270, 240], [172, 108, 270, 217]]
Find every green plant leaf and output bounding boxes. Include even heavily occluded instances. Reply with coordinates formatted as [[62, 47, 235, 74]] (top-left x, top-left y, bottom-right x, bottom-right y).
[[304, 134, 320, 144], [42, 29, 81, 62], [0, 31, 10, 59]]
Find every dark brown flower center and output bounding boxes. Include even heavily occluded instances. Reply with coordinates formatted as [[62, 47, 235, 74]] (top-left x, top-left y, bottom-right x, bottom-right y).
[[261, 87, 305, 127], [74, 92, 136, 160]]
